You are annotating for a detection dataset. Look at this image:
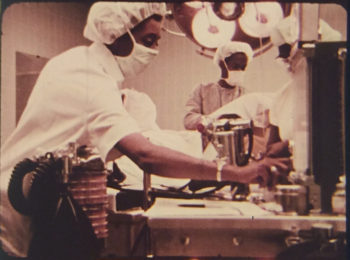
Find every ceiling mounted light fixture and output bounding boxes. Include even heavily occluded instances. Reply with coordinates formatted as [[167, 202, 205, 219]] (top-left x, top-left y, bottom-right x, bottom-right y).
[[171, 2, 292, 57], [239, 2, 284, 38], [192, 6, 236, 49], [213, 2, 245, 21], [183, 1, 205, 9]]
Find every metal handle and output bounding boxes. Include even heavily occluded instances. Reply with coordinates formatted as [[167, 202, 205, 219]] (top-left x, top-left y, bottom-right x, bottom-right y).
[[143, 171, 152, 210], [235, 127, 253, 166]]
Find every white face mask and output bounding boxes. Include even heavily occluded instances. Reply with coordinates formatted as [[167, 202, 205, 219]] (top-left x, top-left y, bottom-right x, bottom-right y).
[[223, 62, 245, 87], [116, 29, 159, 78], [225, 70, 245, 87]]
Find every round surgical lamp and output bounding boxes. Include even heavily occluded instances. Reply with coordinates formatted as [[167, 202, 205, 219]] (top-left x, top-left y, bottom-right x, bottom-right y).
[[191, 6, 236, 49], [239, 2, 284, 38], [170, 2, 292, 57], [213, 2, 245, 21]]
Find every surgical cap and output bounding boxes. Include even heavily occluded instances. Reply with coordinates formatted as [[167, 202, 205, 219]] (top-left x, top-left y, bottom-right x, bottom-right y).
[[84, 2, 167, 44], [213, 41, 254, 68], [270, 16, 299, 46]]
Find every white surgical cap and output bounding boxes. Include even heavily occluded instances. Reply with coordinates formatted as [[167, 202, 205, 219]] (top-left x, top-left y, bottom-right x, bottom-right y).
[[213, 41, 254, 67], [84, 2, 167, 44], [270, 16, 299, 46]]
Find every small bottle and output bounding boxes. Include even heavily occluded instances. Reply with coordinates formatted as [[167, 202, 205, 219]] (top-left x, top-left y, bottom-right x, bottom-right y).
[[332, 175, 346, 215]]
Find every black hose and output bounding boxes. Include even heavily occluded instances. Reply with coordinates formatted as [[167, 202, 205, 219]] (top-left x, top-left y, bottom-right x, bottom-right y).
[[8, 157, 61, 217], [8, 158, 38, 215], [28, 159, 61, 218]]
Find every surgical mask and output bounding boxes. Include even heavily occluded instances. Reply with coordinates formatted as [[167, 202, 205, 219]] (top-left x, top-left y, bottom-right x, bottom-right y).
[[116, 28, 159, 78], [225, 70, 246, 87], [223, 62, 245, 87]]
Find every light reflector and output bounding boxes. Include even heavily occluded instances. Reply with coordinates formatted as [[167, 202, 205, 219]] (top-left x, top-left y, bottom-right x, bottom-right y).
[[239, 2, 283, 38], [192, 7, 236, 49]]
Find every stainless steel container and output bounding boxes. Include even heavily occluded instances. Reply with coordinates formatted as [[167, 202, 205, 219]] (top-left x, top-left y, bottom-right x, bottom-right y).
[[332, 179, 346, 215], [274, 185, 307, 215], [212, 118, 253, 166]]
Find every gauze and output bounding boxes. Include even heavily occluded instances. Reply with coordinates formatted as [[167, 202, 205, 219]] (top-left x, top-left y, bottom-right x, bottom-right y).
[[116, 29, 159, 78]]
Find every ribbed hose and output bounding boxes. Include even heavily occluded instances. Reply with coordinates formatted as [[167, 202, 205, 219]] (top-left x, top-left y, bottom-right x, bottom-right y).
[[8, 158, 61, 217], [8, 158, 38, 215], [28, 160, 61, 218]]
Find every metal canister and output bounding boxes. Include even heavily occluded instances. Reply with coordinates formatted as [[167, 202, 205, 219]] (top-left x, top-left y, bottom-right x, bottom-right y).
[[211, 118, 253, 166], [274, 185, 307, 215], [332, 182, 346, 215]]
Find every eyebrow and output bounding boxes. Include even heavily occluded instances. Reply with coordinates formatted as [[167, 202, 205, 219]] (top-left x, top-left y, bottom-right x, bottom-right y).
[[143, 33, 161, 40]]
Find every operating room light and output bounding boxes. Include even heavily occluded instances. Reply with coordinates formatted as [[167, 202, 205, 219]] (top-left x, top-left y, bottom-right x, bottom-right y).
[[239, 2, 284, 38], [213, 2, 245, 21], [219, 3, 236, 17], [171, 2, 291, 56], [192, 6, 236, 49], [184, 1, 205, 9]]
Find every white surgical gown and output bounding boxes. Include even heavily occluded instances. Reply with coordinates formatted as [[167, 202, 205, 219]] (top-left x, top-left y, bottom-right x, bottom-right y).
[[0, 43, 140, 257]]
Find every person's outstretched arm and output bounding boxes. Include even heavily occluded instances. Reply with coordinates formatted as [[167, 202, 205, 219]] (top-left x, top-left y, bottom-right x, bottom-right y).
[[113, 133, 292, 188]]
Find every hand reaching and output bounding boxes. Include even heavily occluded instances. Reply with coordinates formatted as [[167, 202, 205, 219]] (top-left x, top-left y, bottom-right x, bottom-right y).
[[266, 140, 292, 158], [238, 156, 293, 189]]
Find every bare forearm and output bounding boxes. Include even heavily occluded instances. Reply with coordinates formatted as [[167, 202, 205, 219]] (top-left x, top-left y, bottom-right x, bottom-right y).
[[114, 133, 291, 186], [150, 146, 260, 183], [138, 144, 216, 180], [114, 133, 247, 182]]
